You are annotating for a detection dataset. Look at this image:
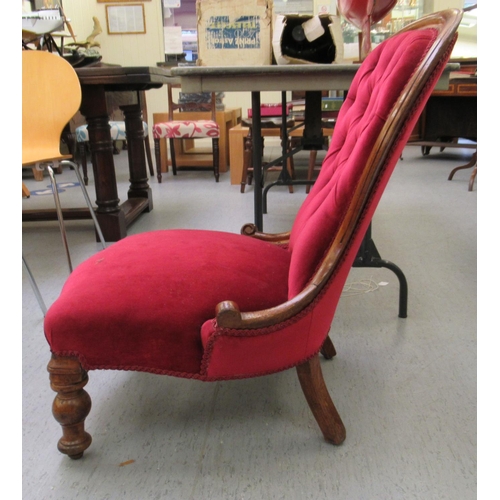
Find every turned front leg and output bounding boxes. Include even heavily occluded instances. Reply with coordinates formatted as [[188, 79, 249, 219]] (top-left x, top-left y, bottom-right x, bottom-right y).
[[47, 354, 92, 459]]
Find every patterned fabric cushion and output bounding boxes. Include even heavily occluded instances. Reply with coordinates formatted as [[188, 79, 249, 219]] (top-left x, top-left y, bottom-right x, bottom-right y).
[[153, 120, 220, 139], [75, 121, 148, 142]]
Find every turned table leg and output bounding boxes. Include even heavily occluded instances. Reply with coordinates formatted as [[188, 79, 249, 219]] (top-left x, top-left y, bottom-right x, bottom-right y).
[[47, 354, 92, 459]]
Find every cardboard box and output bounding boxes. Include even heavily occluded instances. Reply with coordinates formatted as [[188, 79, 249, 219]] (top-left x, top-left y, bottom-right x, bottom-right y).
[[273, 14, 344, 65], [196, 0, 273, 66]]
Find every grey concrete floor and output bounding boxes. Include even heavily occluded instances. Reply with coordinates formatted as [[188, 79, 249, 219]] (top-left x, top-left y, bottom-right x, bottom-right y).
[[21, 142, 476, 499]]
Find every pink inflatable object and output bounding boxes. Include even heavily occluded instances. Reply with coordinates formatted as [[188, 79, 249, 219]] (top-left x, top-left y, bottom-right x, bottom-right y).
[[337, 0, 397, 59]]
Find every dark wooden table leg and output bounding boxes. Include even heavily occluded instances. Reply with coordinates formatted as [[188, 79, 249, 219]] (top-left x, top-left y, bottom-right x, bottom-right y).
[[80, 85, 126, 241], [251, 91, 263, 231], [120, 103, 153, 211], [302, 91, 324, 150], [448, 151, 477, 181]]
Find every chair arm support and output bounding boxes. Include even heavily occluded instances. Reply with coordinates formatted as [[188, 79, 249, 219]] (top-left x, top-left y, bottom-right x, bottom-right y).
[[207, 283, 335, 380], [215, 284, 319, 330], [218, 222, 354, 330], [215, 301, 243, 328], [240, 223, 291, 246]]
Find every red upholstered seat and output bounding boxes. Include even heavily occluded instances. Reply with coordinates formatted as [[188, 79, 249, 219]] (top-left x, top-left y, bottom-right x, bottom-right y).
[[45, 230, 290, 376], [41, 10, 462, 459]]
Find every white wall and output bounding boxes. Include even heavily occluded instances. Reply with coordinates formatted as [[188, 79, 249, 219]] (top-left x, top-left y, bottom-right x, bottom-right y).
[[430, 0, 463, 11], [424, 1, 477, 58], [63, 0, 168, 131]]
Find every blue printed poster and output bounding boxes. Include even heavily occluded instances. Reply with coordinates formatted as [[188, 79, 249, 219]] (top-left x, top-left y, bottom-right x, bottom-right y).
[[205, 16, 261, 50]]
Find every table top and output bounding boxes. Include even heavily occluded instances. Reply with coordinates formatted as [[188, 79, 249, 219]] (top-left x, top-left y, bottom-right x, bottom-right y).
[[75, 65, 172, 91], [74, 62, 459, 94], [169, 64, 360, 93], [167, 62, 460, 93]]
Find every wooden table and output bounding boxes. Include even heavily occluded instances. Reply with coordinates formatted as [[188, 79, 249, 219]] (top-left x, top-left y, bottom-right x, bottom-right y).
[[169, 65, 361, 230], [169, 64, 457, 230], [22, 65, 171, 242]]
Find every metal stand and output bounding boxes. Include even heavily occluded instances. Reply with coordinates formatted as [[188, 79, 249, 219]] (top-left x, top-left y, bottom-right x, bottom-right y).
[[255, 94, 408, 318], [353, 224, 408, 318], [46, 161, 106, 273], [263, 91, 326, 214]]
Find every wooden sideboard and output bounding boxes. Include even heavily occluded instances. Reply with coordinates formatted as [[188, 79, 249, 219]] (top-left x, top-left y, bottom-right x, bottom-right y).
[[408, 58, 477, 150]]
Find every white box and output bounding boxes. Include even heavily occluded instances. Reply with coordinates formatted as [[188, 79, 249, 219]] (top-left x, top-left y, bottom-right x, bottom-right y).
[[273, 14, 344, 65], [196, 0, 273, 66]]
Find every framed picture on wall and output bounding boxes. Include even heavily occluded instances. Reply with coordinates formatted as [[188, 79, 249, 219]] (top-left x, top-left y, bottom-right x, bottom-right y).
[[105, 4, 146, 34]]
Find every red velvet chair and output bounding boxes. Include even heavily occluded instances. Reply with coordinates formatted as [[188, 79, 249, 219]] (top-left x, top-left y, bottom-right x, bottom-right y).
[[43, 10, 462, 459]]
